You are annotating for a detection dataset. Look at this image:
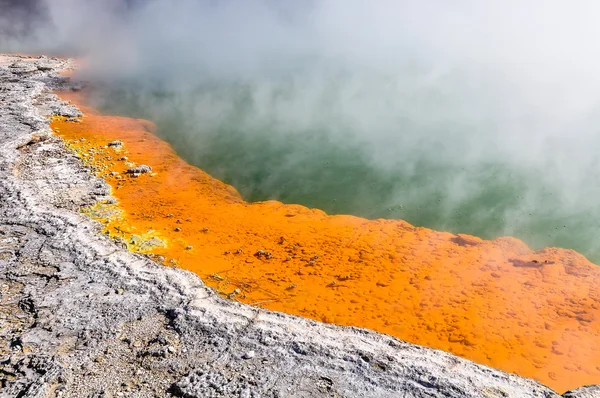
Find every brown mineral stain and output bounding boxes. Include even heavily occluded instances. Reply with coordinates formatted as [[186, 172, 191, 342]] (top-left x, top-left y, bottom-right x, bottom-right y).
[[52, 89, 600, 393]]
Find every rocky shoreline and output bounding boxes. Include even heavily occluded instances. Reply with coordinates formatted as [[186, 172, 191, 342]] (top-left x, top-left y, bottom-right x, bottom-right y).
[[0, 54, 596, 398]]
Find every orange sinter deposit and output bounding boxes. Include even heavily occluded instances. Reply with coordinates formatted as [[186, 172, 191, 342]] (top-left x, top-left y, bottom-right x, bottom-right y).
[[51, 89, 600, 393]]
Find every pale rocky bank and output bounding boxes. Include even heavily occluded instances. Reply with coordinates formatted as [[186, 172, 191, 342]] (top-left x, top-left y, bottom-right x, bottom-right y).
[[0, 54, 597, 398]]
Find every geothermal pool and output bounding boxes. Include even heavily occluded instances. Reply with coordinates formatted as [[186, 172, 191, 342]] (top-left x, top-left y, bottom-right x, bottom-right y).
[[52, 86, 600, 393], [87, 70, 600, 264], [8, 0, 600, 393]]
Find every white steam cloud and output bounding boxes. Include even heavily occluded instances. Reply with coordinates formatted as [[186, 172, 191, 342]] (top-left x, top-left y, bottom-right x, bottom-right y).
[[3, 0, 600, 259]]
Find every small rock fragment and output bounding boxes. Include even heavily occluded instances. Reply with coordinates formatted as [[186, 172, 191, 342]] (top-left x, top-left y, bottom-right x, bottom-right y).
[[108, 140, 123, 147], [126, 165, 152, 174], [242, 350, 256, 360]]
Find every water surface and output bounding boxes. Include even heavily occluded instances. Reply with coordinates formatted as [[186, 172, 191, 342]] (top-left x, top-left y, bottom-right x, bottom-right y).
[[86, 66, 600, 263]]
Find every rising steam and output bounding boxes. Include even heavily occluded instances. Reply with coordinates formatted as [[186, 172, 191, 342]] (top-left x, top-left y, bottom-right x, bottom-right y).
[[3, 0, 600, 260]]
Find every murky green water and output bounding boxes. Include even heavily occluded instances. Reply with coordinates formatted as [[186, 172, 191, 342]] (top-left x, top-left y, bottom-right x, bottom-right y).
[[88, 70, 600, 264]]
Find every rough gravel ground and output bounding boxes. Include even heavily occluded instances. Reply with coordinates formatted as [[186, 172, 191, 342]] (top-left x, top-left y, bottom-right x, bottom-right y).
[[0, 54, 597, 398]]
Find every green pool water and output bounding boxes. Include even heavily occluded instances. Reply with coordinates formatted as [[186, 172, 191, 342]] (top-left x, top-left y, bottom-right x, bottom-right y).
[[87, 67, 600, 264]]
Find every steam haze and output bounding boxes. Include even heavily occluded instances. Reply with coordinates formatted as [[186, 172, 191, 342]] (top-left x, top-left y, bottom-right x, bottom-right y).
[[4, 0, 600, 261]]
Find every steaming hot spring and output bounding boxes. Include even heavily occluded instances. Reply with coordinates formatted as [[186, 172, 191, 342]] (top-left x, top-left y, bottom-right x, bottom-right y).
[[50, 57, 600, 393], [7, 0, 600, 393]]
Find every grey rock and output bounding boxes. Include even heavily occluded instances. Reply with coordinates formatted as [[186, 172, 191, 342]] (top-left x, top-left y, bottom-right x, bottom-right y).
[[0, 53, 590, 398], [126, 165, 152, 174], [562, 386, 600, 398]]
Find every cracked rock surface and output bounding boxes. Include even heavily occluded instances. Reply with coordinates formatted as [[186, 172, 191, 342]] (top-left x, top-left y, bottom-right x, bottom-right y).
[[0, 54, 596, 398]]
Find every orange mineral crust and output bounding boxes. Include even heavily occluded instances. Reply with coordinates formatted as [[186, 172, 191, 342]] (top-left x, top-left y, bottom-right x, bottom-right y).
[[52, 90, 600, 393]]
